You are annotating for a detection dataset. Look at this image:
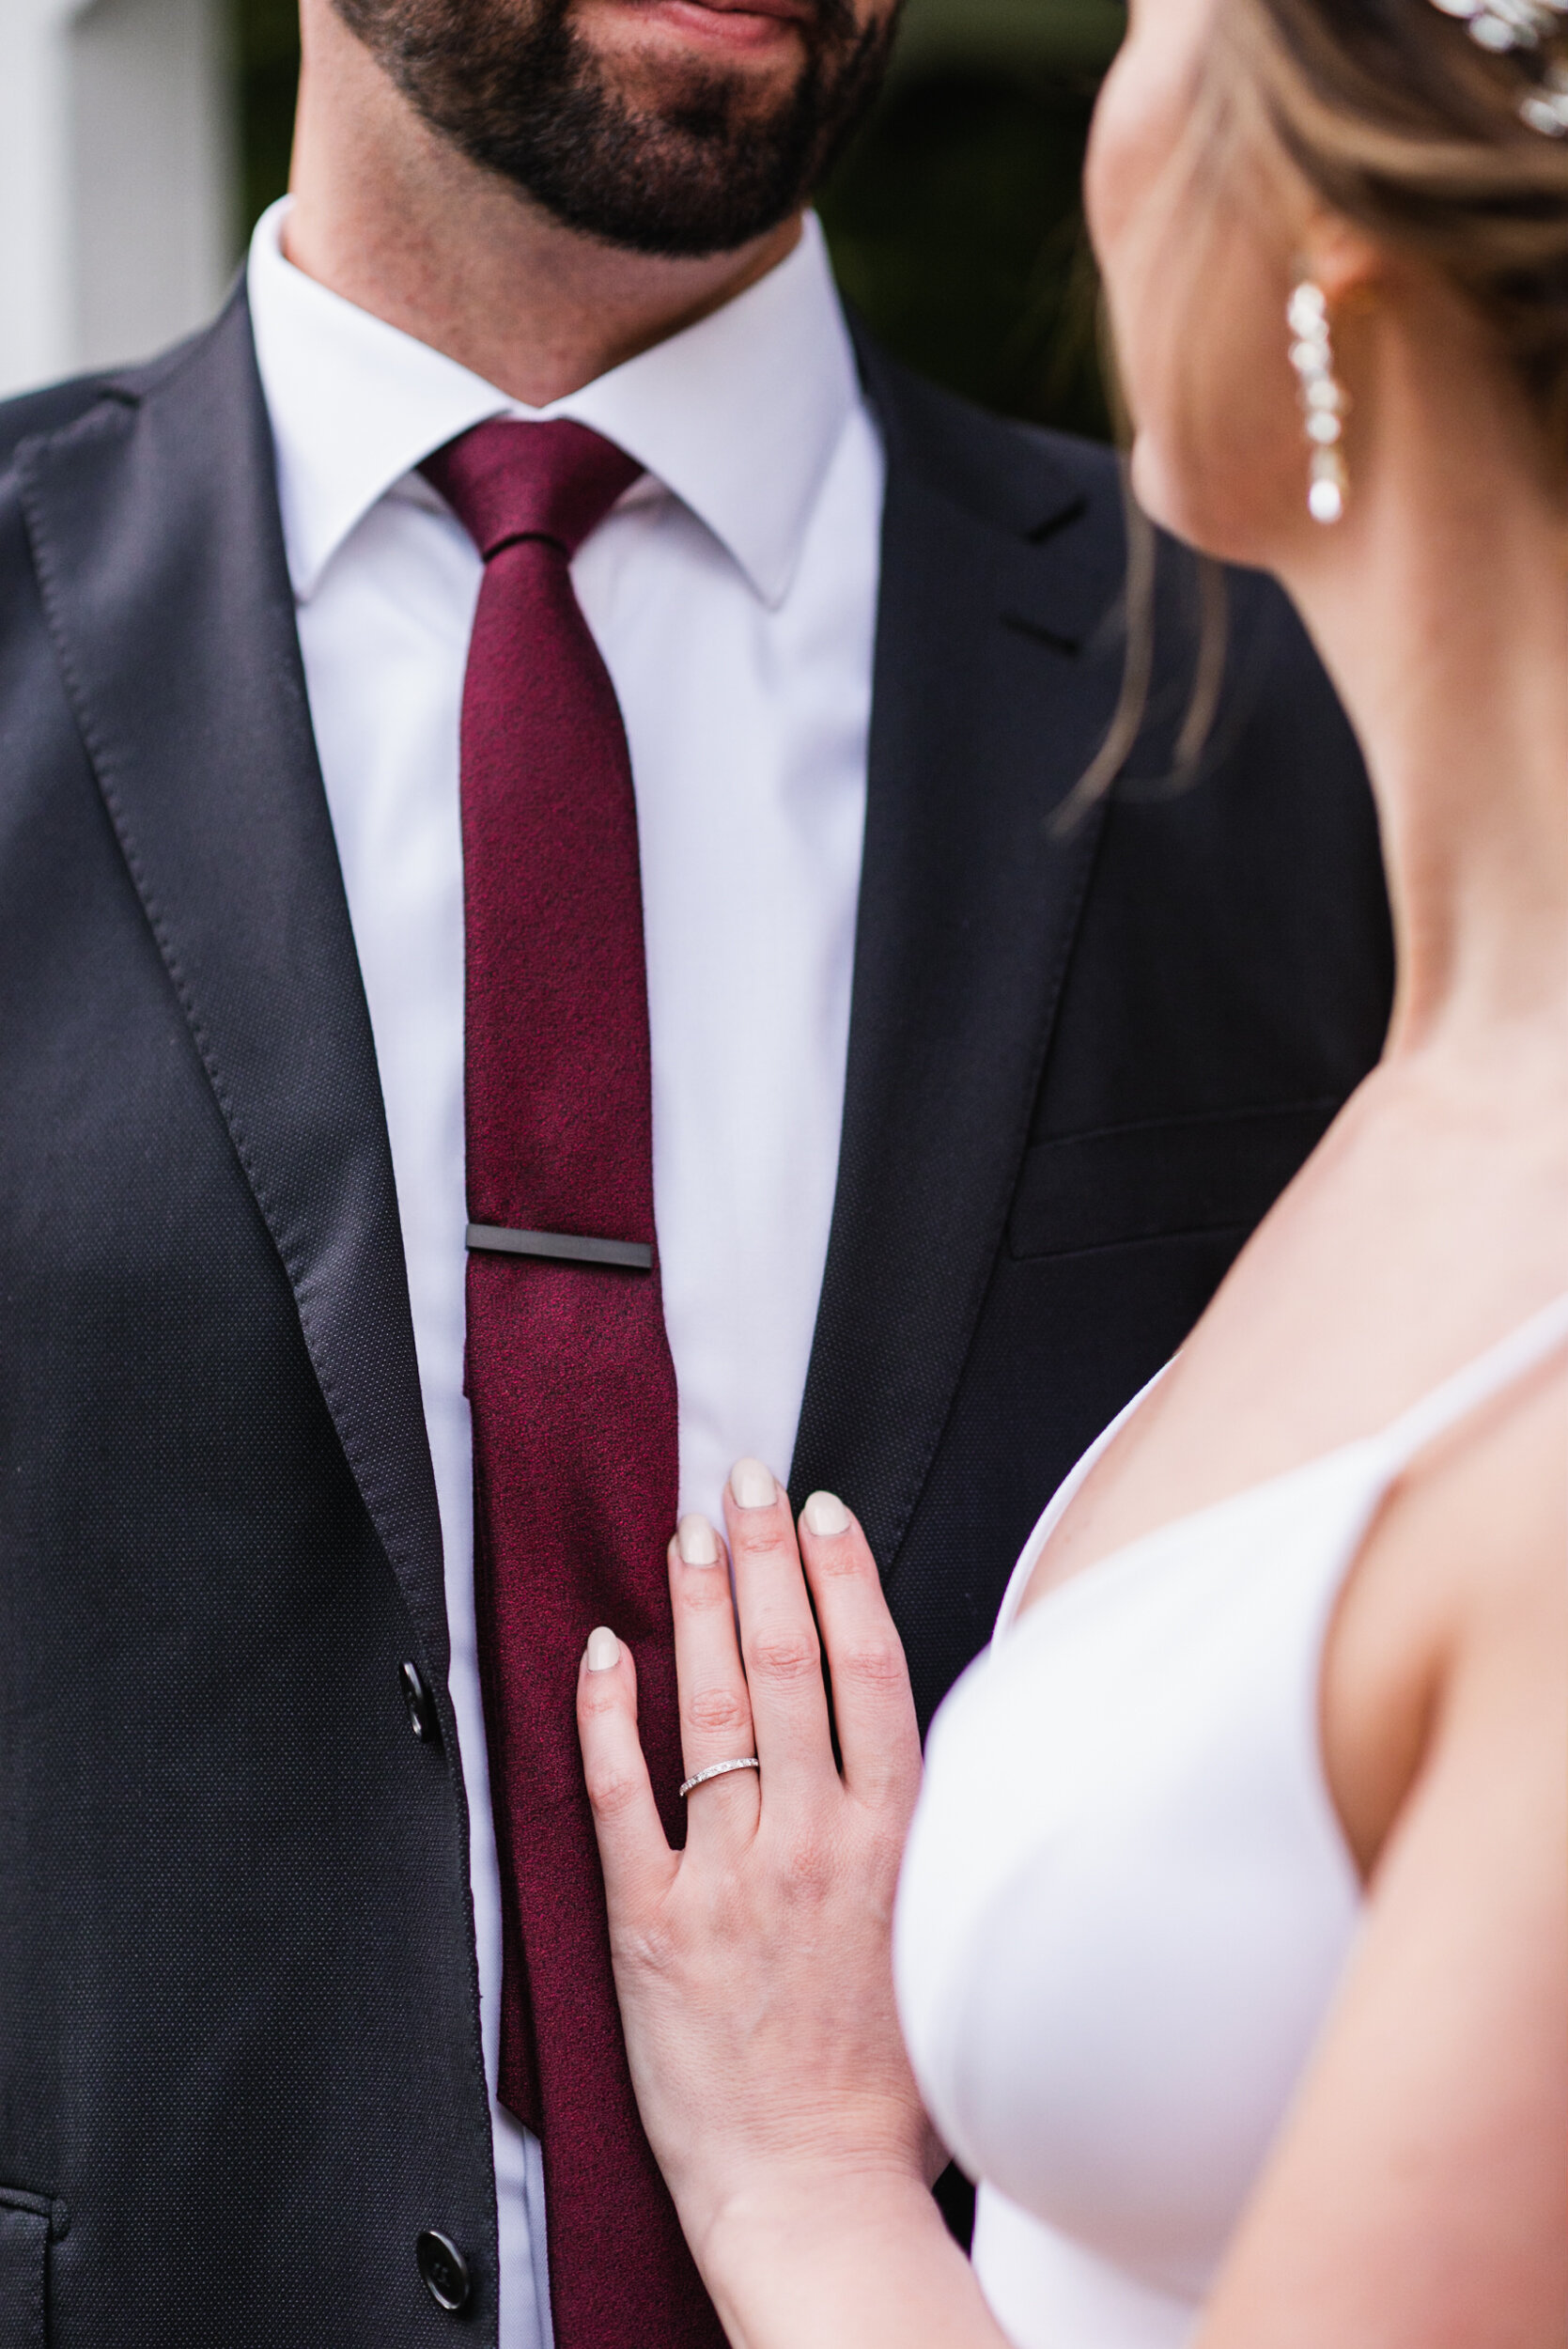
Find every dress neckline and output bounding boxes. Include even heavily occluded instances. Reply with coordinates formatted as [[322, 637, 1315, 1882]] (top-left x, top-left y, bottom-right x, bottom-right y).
[[999, 1290, 1568, 1648]]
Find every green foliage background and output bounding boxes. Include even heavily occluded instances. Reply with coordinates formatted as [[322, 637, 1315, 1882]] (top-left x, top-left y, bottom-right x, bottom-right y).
[[237, 0, 1122, 440]]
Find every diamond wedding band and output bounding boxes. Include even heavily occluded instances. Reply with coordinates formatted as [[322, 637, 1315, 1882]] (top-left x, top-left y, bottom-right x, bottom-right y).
[[678, 1756, 761, 1799]]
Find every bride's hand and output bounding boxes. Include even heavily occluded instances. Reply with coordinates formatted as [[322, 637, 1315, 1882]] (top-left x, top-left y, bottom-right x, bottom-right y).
[[575, 1462, 934, 2272]]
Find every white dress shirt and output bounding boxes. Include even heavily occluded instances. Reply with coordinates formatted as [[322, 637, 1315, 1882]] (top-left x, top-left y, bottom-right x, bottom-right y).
[[247, 196, 883, 2349]]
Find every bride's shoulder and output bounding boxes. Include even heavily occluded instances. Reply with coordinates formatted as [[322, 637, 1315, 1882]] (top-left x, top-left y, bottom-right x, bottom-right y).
[[1325, 1359, 1566, 1879], [1370, 1348, 1564, 1624]]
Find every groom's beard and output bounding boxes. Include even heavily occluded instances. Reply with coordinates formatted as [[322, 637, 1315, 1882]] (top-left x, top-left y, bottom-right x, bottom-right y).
[[332, 0, 899, 257]]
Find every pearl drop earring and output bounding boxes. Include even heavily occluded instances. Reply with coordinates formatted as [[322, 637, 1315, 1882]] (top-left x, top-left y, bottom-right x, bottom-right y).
[[1287, 279, 1349, 524]]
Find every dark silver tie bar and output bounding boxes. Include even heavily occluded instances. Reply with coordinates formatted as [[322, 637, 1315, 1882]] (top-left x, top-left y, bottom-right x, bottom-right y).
[[465, 1222, 653, 1272]]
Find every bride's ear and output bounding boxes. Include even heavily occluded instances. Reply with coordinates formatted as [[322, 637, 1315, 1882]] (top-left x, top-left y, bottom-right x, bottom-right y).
[[1298, 207, 1385, 312]]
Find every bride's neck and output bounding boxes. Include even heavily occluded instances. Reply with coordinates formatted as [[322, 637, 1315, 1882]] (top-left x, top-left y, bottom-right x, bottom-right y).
[[1281, 296, 1568, 1070]]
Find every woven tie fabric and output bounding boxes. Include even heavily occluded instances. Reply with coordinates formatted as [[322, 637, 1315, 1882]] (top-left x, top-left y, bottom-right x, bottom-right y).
[[423, 419, 722, 2349]]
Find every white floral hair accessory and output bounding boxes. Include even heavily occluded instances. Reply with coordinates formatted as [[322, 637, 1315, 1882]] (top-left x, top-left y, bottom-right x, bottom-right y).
[[1428, 0, 1568, 134]]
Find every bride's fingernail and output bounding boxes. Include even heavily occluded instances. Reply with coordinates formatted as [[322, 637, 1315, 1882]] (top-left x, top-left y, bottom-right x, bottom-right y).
[[803, 1489, 850, 1539], [585, 1626, 620, 1672], [730, 1457, 777, 1510], [677, 1512, 719, 1566]]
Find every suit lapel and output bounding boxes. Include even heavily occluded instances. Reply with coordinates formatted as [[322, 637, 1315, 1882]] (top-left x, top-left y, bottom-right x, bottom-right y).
[[16, 295, 1121, 1651], [790, 346, 1125, 1579], [16, 291, 450, 1679]]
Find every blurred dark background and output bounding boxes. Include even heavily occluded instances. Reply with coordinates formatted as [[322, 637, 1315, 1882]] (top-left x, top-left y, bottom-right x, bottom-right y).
[[238, 0, 1123, 439]]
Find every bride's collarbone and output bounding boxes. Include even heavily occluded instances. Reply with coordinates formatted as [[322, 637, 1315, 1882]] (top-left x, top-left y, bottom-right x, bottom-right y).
[[1019, 1101, 1567, 1609]]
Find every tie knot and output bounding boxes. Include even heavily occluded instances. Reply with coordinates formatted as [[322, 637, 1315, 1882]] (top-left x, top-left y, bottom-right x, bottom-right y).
[[423, 417, 642, 563]]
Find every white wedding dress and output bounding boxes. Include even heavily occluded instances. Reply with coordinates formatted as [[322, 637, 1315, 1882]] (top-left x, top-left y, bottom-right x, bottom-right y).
[[894, 1294, 1568, 2349]]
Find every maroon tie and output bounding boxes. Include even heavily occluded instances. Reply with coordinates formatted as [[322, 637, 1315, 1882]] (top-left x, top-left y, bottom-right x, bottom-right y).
[[423, 419, 722, 2349]]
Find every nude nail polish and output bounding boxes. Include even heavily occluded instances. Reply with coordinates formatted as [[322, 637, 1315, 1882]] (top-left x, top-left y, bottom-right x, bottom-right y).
[[677, 1513, 719, 1566], [802, 1489, 850, 1539], [730, 1457, 777, 1510], [585, 1626, 620, 1672]]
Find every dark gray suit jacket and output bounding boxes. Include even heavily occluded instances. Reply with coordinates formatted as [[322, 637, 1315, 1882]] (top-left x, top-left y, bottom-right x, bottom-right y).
[[0, 288, 1391, 2344]]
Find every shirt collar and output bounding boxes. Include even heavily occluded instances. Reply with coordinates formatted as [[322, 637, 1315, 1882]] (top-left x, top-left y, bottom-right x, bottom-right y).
[[247, 196, 861, 610]]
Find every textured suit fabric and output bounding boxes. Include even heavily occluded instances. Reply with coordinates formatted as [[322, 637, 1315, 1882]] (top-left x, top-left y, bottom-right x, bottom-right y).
[[424, 419, 716, 2349], [0, 2195, 53, 2349], [0, 311, 492, 2345], [793, 339, 1394, 1734], [0, 289, 1391, 2345]]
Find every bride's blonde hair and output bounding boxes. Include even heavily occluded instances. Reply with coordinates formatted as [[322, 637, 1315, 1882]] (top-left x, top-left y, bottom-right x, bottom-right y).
[[1225, 0, 1568, 462], [1063, 0, 1568, 827]]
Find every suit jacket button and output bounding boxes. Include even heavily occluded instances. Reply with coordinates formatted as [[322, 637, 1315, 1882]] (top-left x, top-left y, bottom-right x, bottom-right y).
[[416, 2229, 471, 2311], [400, 1660, 438, 1742]]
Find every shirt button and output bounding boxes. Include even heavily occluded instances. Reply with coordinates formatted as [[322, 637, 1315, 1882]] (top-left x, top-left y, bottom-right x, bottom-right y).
[[400, 1660, 438, 1743], [416, 2229, 471, 2312]]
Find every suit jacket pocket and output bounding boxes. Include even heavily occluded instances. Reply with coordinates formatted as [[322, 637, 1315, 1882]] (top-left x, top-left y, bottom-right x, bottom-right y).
[[1007, 1100, 1340, 1261], [0, 2189, 61, 2349]]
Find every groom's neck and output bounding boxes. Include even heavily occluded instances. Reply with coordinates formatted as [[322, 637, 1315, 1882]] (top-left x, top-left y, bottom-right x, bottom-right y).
[[284, 0, 802, 406]]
